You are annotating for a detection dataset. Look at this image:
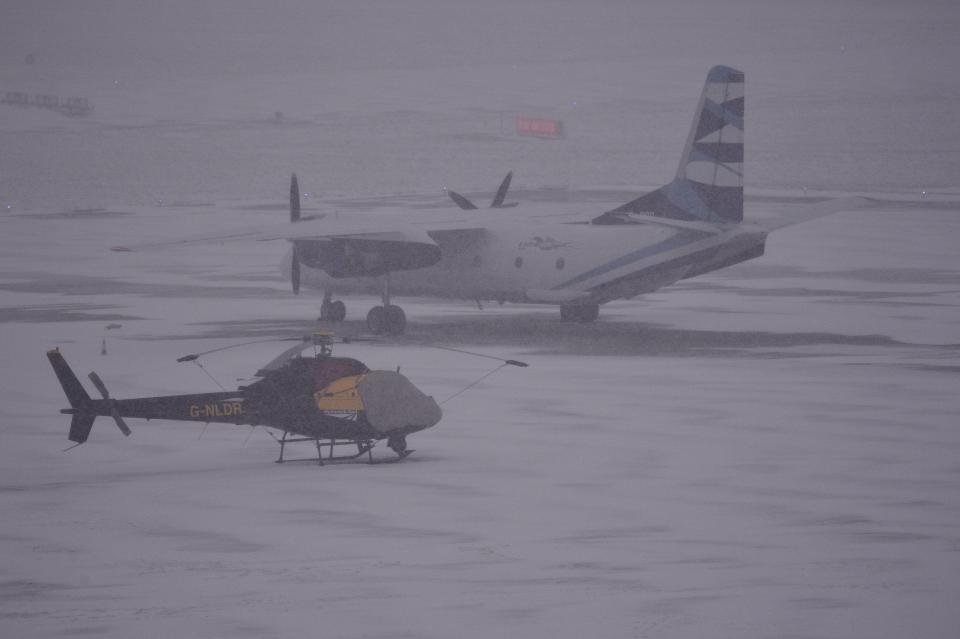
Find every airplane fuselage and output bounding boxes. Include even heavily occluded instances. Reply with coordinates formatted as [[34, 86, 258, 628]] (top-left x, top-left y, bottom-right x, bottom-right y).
[[291, 215, 767, 306]]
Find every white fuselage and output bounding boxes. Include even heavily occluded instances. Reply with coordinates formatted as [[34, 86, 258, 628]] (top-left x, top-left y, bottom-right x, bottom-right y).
[[288, 204, 767, 306]]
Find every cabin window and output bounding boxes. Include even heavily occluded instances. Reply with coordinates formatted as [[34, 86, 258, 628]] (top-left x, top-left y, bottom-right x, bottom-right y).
[[514, 256, 523, 268], [555, 257, 565, 270]]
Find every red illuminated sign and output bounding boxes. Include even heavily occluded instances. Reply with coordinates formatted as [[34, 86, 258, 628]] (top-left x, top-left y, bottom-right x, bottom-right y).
[[516, 116, 563, 138]]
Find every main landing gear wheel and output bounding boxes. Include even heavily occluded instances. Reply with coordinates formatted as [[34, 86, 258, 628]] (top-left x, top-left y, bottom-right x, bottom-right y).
[[319, 299, 346, 322], [560, 303, 600, 323], [366, 304, 406, 335]]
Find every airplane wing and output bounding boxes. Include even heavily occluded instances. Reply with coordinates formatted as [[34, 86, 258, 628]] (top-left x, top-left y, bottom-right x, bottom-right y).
[[112, 212, 486, 252]]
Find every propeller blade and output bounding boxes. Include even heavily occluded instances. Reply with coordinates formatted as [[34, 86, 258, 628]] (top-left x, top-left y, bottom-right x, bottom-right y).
[[291, 244, 301, 295], [87, 372, 131, 436], [447, 190, 478, 210], [88, 371, 110, 399], [491, 171, 513, 208], [290, 173, 301, 222]]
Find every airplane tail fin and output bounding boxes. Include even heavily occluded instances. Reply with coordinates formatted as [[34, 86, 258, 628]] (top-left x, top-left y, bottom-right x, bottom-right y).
[[598, 65, 745, 225], [47, 349, 96, 444]]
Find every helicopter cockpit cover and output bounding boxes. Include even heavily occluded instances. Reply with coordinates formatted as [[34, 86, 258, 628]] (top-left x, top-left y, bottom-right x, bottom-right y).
[[357, 371, 442, 434]]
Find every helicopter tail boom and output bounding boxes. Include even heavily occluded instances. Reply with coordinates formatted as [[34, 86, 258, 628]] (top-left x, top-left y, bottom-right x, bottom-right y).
[[48, 349, 247, 445]]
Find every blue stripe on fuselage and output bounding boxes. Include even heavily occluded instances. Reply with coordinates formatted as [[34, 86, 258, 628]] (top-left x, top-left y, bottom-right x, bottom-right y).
[[553, 227, 714, 290]]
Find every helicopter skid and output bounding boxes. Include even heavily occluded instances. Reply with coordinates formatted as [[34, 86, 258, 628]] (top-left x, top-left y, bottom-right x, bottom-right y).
[[366, 449, 416, 464], [272, 432, 386, 465]]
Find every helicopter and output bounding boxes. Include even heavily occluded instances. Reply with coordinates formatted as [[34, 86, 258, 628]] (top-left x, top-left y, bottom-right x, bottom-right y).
[[46, 333, 454, 464]]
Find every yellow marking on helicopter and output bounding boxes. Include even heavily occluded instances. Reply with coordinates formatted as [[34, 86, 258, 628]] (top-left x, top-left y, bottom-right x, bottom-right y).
[[189, 402, 244, 419], [314, 374, 366, 418]]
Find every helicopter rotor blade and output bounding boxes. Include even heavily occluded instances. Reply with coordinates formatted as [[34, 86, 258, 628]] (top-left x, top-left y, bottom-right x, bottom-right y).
[[176, 333, 341, 375], [426, 345, 528, 367], [176, 337, 305, 363]]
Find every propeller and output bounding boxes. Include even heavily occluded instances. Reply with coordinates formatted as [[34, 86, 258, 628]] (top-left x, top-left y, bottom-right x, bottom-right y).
[[87, 371, 132, 436], [290, 173, 301, 222], [289, 173, 302, 294], [447, 189, 479, 210], [447, 171, 518, 211], [490, 171, 513, 208], [291, 244, 301, 295]]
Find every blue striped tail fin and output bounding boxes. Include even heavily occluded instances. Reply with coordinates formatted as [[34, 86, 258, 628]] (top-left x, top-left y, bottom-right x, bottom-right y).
[[597, 66, 745, 225]]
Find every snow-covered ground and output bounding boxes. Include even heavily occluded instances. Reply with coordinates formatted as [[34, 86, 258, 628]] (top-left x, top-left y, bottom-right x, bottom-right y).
[[2, 191, 958, 639], [2, 2, 959, 638]]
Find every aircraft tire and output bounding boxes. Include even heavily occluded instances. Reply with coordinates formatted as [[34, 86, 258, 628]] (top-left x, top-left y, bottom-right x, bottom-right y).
[[384, 305, 406, 335], [366, 306, 387, 334], [330, 300, 346, 322], [581, 303, 600, 322]]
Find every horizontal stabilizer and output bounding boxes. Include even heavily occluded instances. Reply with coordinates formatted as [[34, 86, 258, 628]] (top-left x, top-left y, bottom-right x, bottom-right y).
[[759, 196, 872, 231]]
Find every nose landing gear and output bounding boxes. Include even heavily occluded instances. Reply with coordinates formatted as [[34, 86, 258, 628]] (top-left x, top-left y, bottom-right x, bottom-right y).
[[319, 292, 347, 322]]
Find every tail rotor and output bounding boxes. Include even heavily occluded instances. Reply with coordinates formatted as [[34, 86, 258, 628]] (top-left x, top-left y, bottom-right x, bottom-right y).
[[47, 349, 130, 445], [87, 372, 132, 437]]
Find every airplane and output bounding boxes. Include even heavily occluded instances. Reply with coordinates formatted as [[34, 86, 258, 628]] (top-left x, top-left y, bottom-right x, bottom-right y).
[[46, 333, 445, 463], [285, 65, 755, 334], [117, 65, 861, 335]]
